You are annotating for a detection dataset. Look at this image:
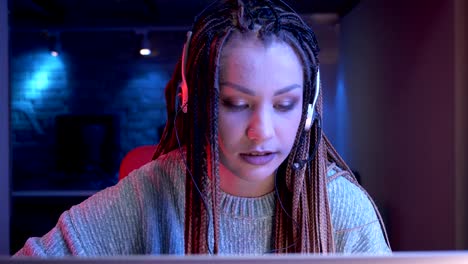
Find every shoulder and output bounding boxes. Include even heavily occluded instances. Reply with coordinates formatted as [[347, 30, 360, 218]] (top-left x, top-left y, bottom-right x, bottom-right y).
[[326, 163, 379, 232], [72, 148, 185, 221], [326, 163, 391, 253], [123, 148, 185, 189]]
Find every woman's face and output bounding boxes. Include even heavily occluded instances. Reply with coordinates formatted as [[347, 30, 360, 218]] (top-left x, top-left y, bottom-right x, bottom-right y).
[[218, 37, 304, 197]]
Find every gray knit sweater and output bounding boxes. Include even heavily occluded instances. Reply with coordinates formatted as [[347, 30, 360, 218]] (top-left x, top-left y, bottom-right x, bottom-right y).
[[15, 150, 390, 256]]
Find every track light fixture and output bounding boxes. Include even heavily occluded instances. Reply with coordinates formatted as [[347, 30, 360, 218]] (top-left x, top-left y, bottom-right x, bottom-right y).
[[48, 31, 61, 57], [139, 31, 151, 56]]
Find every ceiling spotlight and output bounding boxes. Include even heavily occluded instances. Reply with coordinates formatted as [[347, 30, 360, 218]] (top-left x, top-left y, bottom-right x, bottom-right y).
[[48, 32, 61, 57], [140, 32, 151, 56], [140, 48, 151, 56]]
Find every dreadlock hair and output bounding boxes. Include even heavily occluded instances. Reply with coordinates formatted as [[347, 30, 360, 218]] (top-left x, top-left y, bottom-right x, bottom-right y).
[[153, 0, 389, 254]]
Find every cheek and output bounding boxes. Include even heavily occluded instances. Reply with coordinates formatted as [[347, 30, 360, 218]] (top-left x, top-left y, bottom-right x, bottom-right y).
[[218, 112, 245, 147], [278, 110, 302, 146]]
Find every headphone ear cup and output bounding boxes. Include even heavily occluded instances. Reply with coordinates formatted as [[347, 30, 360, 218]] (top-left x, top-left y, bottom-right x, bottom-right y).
[[180, 80, 188, 113], [304, 103, 313, 131], [175, 84, 183, 113], [180, 31, 192, 113], [305, 69, 320, 131]]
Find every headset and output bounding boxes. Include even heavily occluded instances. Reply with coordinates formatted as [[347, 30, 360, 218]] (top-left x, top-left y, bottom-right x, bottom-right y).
[[178, 28, 321, 173], [178, 30, 321, 132]]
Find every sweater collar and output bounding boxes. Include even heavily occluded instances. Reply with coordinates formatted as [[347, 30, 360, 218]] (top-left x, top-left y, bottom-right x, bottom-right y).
[[218, 189, 275, 219]]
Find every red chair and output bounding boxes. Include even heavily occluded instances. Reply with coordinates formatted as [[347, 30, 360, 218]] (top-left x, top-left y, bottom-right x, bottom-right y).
[[118, 145, 157, 181]]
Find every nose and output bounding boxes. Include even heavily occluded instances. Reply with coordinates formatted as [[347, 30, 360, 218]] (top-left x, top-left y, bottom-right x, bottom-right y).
[[246, 106, 274, 143]]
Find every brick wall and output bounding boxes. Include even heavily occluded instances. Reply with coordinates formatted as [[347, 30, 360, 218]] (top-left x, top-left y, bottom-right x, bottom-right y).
[[11, 30, 186, 190]]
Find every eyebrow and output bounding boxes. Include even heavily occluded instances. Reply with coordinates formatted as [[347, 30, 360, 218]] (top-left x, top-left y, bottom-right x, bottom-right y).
[[220, 81, 301, 96]]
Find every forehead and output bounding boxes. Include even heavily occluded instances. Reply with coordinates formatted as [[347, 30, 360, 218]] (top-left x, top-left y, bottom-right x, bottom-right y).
[[219, 35, 303, 87]]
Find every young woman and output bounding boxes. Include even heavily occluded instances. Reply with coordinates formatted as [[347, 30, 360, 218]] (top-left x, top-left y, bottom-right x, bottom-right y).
[[15, 0, 390, 256]]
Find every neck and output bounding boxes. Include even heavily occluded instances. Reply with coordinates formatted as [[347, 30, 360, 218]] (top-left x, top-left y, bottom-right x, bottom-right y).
[[218, 166, 275, 198]]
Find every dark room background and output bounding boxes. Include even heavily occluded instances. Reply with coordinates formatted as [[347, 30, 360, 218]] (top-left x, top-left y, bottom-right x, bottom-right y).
[[1, 0, 468, 256]]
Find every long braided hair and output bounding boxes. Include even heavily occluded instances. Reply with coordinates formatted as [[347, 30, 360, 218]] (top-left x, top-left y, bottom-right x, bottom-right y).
[[152, 0, 386, 254]]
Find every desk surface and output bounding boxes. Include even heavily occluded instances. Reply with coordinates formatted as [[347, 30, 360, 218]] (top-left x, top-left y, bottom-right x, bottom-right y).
[[3, 251, 468, 264]]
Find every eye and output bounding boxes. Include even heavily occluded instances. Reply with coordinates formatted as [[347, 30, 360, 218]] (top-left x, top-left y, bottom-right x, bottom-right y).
[[274, 100, 297, 112], [221, 98, 249, 112]]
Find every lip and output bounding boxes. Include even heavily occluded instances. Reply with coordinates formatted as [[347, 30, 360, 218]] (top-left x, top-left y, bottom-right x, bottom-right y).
[[239, 152, 276, 166]]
